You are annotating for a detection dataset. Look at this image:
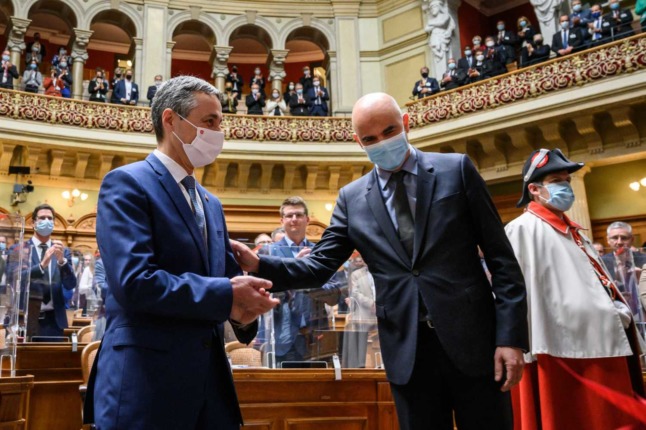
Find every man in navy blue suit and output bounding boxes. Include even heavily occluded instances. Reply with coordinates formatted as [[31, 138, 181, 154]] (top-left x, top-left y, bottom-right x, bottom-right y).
[[233, 92, 528, 430], [28, 204, 77, 337], [84, 76, 278, 429], [306, 77, 329, 116], [112, 68, 139, 105]]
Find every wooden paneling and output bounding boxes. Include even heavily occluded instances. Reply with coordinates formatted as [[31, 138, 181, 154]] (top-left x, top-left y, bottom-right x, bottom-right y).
[[10, 346, 398, 430]]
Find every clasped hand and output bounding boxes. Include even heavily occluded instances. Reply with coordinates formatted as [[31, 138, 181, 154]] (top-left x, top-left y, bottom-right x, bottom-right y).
[[41, 240, 65, 268], [230, 275, 279, 325]]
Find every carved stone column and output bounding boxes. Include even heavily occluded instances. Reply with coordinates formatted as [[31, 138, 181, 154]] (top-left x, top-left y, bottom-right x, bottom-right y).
[[133, 38, 144, 88], [268, 49, 289, 92], [71, 29, 93, 100], [212, 46, 233, 92], [7, 17, 31, 87], [566, 165, 592, 233], [165, 41, 176, 80]]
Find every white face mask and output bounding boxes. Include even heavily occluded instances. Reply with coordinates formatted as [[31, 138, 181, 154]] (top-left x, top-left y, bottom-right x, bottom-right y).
[[172, 113, 224, 168]]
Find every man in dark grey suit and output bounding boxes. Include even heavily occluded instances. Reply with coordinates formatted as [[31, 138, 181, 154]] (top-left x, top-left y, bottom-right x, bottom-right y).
[[232, 92, 529, 430]]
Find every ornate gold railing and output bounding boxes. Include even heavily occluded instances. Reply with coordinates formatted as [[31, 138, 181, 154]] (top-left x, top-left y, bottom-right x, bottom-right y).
[[406, 33, 646, 128], [0, 89, 354, 143]]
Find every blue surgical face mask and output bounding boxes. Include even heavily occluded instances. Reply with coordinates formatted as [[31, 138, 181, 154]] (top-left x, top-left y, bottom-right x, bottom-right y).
[[561, 21, 570, 30], [538, 181, 575, 212], [30, 63, 37, 69], [465, 50, 472, 56], [2, 55, 9, 62], [610, 2, 619, 10], [520, 20, 527, 27], [591, 11, 601, 19], [0, 243, 5, 251], [497, 24, 505, 31], [35, 219, 54, 237], [72, 256, 79, 266], [362, 131, 410, 171], [448, 63, 456, 70], [573, 4, 582, 12]]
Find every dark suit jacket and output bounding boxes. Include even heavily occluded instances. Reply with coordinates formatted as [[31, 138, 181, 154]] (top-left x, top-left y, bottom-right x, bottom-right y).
[[146, 85, 157, 107], [412, 78, 440, 99], [245, 93, 265, 115], [0, 64, 19, 90], [458, 56, 476, 73], [570, 9, 593, 30], [306, 86, 329, 114], [28, 240, 76, 330], [496, 30, 518, 61], [551, 28, 585, 55], [289, 93, 309, 116], [601, 251, 646, 287], [440, 69, 467, 90], [258, 150, 528, 385], [86, 153, 255, 428], [521, 43, 551, 67], [112, 79, 139, 104], [88, 79, 108, 102], [602, 9, 635, 40]]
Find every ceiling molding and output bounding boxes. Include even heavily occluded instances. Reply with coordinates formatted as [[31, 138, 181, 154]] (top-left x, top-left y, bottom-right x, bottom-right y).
[[462, 0, 531, 17]]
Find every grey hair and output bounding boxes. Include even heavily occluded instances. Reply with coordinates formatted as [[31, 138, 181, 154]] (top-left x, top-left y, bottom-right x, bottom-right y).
[[606, 221, 632, 235], [151, 75, 219, 142]]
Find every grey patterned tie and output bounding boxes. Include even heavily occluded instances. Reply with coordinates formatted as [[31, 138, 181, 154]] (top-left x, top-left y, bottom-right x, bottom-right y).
[[181, 176, 206, 241], [391, 171, 414, 258]]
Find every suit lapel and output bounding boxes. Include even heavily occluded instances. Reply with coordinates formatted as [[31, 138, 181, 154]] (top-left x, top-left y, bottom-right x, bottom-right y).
[[413, 150, 436, 265], [197, 185, 214, 275], [147, 154, 209, 272], [365, 169, 410, 266]]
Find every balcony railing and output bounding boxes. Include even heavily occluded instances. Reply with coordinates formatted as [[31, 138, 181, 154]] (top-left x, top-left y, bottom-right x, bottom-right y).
[[406, 33, 646, 128], [1, 33, 644, 143]]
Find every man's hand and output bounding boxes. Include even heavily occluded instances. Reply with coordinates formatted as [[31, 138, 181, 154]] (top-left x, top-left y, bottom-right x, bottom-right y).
[[230, 240, 260, 273], [295, 247, 311, 259], [51, 240, 65, 264], [494, 346, 525, 392], [230, 276, 279, 325]]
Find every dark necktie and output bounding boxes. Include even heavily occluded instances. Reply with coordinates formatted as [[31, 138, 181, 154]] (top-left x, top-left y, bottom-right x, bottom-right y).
[[181, 176, 206, 241], [391, 171, 414, 258], [39, 243, 51, 303]]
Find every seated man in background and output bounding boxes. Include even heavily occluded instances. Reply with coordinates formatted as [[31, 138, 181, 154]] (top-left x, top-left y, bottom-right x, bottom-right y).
[[440, 58, 467, 91], [520, 33, 551, 67], [506, 149, 645, 430], [412, 66, 439, 99]]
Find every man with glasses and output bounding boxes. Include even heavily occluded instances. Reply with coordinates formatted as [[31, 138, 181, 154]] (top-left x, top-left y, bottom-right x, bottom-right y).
[[602, 221, 646, 301], [27, 204, 77, 337]]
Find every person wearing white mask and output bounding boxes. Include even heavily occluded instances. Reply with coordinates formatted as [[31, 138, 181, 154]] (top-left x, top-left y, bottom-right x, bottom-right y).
[[84, 76, 279, 429], [506, 148, 645, 429], [245, 82, 265, 115], [266, 88, 286, 116], [231, 92, 528, 430], [306, 75, 330, 116], [249, 66, 265, 95], [27, 204, 77, 337]]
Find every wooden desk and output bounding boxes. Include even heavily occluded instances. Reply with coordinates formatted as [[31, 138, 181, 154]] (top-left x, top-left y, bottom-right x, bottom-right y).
[[8, 344, 399, 430], [0, 375, 33, 429]]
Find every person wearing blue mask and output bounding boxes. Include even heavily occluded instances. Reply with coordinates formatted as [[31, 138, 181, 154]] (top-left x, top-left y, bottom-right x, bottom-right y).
[[603, 0, 635, 41], [440, 58, 467, 90], [0, 49, 19, 90], [495, 20, 518, 65], [569, 0, 593, 30], [231, 92, 529, 430], [27, 204, 77, 338], [22, 59, 43, 93], [506, 148, 645, 429], [552, 15, 584, 57]]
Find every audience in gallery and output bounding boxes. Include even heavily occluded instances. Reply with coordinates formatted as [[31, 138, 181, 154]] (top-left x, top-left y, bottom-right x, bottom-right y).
[[22, 58, 42, 94], [289, 83, 309, 116], [440, 58, 467, 91], [25, 32, 46, 65], [412, 66, 440, 99], [0, 50, 19, 90], [112, 69, 138, 105], [306, 76, 330, 116], [246, 82, 266, 115], [221, 81, 240, 114], [109, 67, 123, 104], [495, 19, 518, 65]]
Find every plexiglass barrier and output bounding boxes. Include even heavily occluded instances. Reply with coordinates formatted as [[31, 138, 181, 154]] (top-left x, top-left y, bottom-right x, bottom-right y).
[[238, 246, 381, 369], [0, 214, 30, 377]]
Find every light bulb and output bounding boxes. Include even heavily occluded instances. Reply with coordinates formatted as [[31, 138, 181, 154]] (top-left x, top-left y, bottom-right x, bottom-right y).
[[72, 189, 80, 198], [640, 177, 646, 187], [62, 190, 71, 199], [81, 193, 88, 201], [629, 182, 640, 191]]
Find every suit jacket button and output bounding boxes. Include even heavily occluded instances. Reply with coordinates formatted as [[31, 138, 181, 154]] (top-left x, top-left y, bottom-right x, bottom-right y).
[[412, 269, 420, 277]]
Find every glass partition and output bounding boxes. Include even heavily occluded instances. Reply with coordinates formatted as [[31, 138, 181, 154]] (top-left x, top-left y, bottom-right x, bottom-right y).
[[0, 214, 30, 377], [242, 246, 381, 370]]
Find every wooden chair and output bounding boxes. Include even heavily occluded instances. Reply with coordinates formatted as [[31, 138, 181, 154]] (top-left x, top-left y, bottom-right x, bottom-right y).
[[80, 340, 100, 429], [77, 325, 95, 343], [225, 341, 262, 367]]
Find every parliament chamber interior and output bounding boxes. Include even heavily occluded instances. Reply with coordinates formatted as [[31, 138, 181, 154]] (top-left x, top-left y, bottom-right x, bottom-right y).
[[0, 0, 645, 429]]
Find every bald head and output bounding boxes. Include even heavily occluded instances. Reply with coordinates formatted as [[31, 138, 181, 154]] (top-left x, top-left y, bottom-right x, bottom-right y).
[[352, 93, 408, 146]]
